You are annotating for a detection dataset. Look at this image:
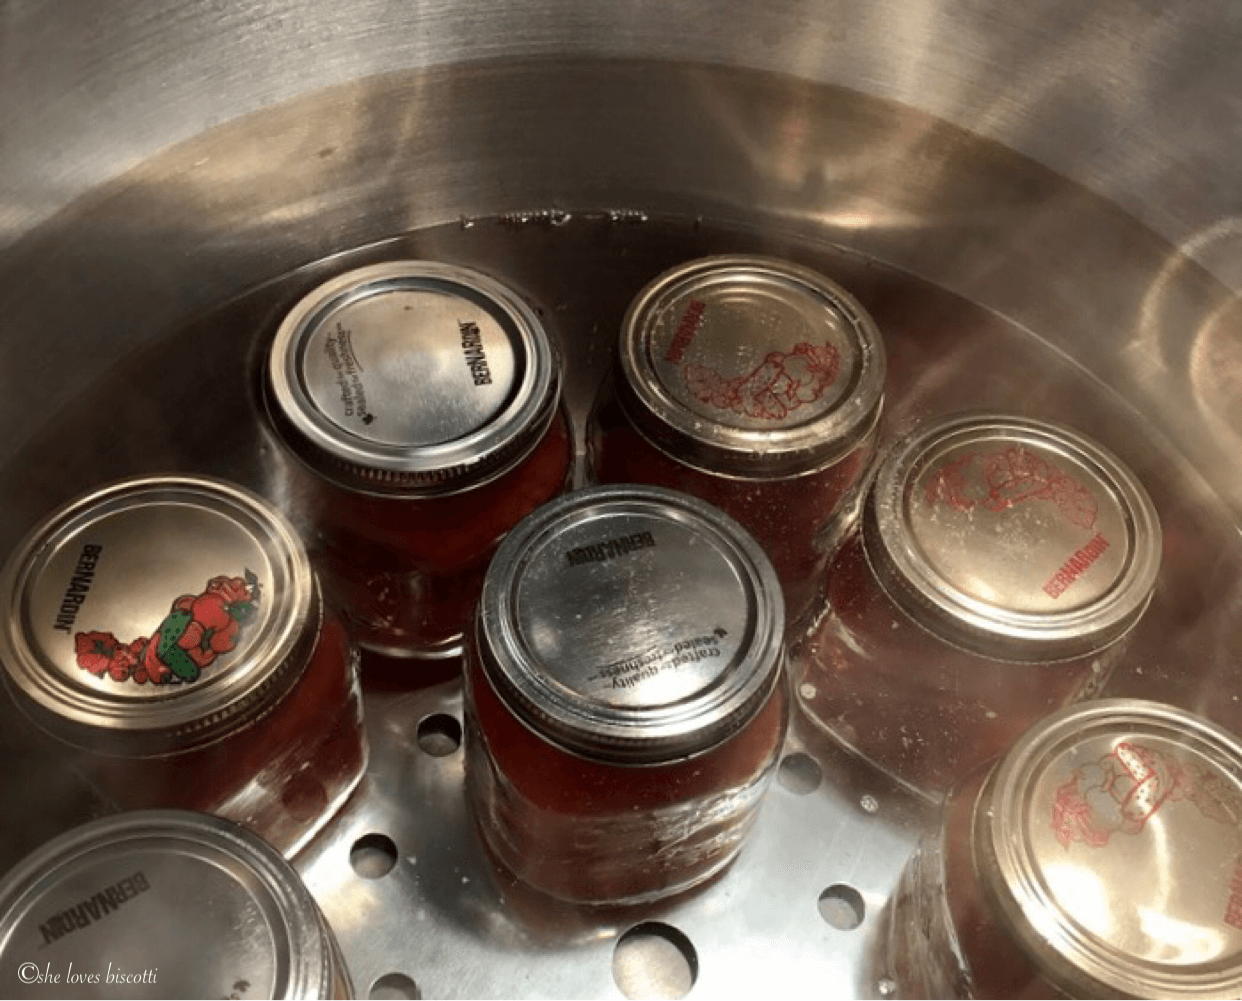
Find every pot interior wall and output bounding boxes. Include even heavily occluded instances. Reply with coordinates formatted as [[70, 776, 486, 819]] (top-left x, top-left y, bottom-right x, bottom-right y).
[[1, 48, 1240, 997]]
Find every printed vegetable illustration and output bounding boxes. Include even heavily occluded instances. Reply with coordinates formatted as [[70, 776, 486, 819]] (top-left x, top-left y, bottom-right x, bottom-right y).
[[74, 571, 261, 684]]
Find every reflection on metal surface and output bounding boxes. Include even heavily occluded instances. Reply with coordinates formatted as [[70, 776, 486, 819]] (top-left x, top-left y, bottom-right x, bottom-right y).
[[869, 414, 1160, 654], [267, 262, 559, 491], [2, 8, 1242, 990], [297, 683, 926, 999], [0, 811, 349, 1000], [983, 701, 1242, 996], [0, 58, 1240, 513], [618, 255, 884, 469], [0, 202, 1239, 993]]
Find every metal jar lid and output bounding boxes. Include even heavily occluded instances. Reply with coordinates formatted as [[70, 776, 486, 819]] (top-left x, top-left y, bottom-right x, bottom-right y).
[[267, 260, 561, 496], [0, 810, 344, 999], [0, 476, 319, 756], [863, 413, 1161, 661], [617, 255, 886, 478], [975, 699, 1242, 999], [474, 485, 785, 764]]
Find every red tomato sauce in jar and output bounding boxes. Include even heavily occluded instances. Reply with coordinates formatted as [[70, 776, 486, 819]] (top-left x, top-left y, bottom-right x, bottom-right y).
[[464, 485, 789, 905], [793, 413, 1162, 799], [266, 261, 571, 661], [589, 255, 885, 626], [883, 700, 1242, 999], [0, 475, 367, 856]]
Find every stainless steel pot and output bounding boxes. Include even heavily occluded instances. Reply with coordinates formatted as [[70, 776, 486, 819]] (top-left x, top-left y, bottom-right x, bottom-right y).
[[2, 3, 1240, 997]]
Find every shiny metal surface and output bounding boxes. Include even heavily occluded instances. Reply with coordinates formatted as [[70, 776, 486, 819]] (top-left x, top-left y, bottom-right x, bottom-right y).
[[866, 414, 1161, 660], [477, 485, 783, 763], [619, 255, 885, 476], [983, 699, 1242, 998], [297, 681, 929, 999], [2, 2, 1242, 992], [2, 50, 1241, 510], [268, 262, 559, 495], [0, 206, 1239, 994], [0, 477, 315, 755], [0, 810, 344, 1000]]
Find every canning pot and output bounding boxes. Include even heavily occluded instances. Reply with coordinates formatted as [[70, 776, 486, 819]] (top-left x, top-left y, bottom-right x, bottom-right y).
[[2, 3, 1241, 998]]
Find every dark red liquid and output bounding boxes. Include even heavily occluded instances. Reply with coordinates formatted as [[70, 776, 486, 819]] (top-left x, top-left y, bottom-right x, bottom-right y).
[[79, 610, 366, 855], [463, 649, 789, 904], [291, 412, 573, 660], [884, 764, 1054, 999], [940, 768, 1053, 998], [589, 391, 873, 626], [793, 532, 1111, 798]]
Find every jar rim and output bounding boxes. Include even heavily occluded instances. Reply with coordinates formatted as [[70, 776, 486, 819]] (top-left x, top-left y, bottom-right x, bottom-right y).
[[474, 485, 785, 764], [0, 475, 318, 755], [618, 254, 886, 478], [266, 260, 561, 497], [863, 413, 1161, 661]]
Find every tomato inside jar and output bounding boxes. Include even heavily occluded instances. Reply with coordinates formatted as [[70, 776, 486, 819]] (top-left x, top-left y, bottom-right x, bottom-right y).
[[465, 485, 789, 905], [266, 261, 571, 662], [589, 255, 886, 626], [883, 700, 1242, 999], [793, 413, 1163, 799], [0, 475, 367, 856]]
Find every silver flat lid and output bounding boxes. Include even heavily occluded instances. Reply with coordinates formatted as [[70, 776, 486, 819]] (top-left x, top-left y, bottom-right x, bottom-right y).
[[267, 261, 560, 495], [864, 413, 1161, 660], [0, 811, 338, 999], [475, 485, 785, 763], [618, 255, 885, 477], [978, 699, 1242, 999], [0, 476, 317, 755]]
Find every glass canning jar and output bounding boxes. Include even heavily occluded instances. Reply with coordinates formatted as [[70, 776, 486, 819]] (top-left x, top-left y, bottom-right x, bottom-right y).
[[884, 700, 1242, 999], [266, 261, 572, 661], [465, 485, 789, 905], [589, 255, 886, 626], [794, 413, 1162, 798], [0, 810, 352, 998], [0, 475, 366, 856]]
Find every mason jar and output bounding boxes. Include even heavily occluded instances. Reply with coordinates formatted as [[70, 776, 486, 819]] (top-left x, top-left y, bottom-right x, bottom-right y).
[[0, 810, 351, 998], [266, 261, 572, 661], [794, 413, 1162, 797], [884, 699, 1242, 999], [465, 485, 789, 905], [0, 475, 366, 855], [589, 255, 886, 625]]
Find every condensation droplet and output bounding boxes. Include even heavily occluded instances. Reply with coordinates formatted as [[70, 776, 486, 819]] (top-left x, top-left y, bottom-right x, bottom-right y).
[[877, 977, 898, 997], [799, 683, 817, 700], [860, 794, 879, 814]]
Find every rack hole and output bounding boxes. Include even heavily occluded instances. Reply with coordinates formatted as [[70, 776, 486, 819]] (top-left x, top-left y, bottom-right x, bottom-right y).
[[777, 753, 822, 794], [416, 713, 462, 756], [350, 833, 398, 879], [612, 922, 698, 1000], [369, 972, 420, 999], [818, 883, 866, 930]]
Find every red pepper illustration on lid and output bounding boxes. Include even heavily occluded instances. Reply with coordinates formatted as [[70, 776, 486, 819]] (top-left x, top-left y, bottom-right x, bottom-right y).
[[73, 570, 262, 685]]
